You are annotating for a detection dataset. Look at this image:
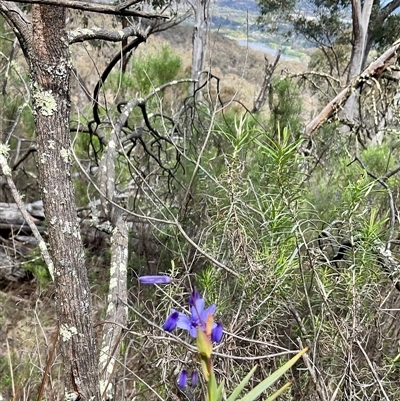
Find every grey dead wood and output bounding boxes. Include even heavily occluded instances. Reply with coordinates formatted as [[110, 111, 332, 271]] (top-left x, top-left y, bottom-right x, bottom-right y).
[[305, 40, 400, 137]]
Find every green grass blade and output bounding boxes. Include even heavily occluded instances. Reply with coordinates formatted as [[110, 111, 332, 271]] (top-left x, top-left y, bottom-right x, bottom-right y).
[[238, 347, 308, 401], [226, 365, 258, 401], [265, 381, 292, 401]]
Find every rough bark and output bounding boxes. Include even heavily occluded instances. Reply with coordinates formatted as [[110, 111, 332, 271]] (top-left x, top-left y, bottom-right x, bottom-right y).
[[30, 5, 100, 399]]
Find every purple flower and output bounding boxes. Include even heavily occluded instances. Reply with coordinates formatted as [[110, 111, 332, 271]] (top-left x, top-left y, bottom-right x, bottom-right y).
[[178, 370, 187, 388], [191, 371, 199, 387], [138, 275, 171, 285], [164, 290, 223, 343], [163, 311, 179, 331], [211, 322, 223, 343], [189, 289, 201, 306]]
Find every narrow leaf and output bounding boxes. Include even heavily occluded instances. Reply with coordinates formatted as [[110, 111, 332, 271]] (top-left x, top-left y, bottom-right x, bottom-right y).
[[227, 365, 258, 401], [200, 355, 210, 381], [238, 347, 308, 401], [265, 381, 292, 401], [216, 380, 225, 401], [208, 371, 218, 401]]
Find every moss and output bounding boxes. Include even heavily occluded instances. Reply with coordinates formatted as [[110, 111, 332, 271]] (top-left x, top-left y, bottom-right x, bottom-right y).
[[23, 247, 52, 287]]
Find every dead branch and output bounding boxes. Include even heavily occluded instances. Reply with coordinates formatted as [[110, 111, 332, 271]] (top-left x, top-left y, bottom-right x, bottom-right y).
[[252, 50, 281, 113], [1, 0, 166, 18], [305, 40, 400, 136], [0, 146, 54, 280]]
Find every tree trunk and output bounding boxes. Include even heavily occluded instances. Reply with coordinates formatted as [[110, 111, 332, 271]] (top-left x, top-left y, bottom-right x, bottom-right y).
[[191, 0, 209, 94], [30, 5, 100, 399], [344, 0, 374, 120], [97, 125, 129, 400], [347, 0, 373, 81]]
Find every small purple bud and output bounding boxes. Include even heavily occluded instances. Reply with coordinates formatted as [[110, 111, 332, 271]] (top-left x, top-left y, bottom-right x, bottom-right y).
[[163, 311, 179, 332], [189, 289, 201, 306], [138, 275, 171, 285], [191, 371, 199, 387], [178, 370, 187, 388], [211, 322, 223, 343]]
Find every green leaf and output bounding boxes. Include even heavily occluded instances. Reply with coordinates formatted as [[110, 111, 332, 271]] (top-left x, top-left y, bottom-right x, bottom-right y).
[[216, 380, 225, 401], [227, 365, 258, 401], [265, 381, 292, 401], [208, 371, 219, 401], [237, 347, 308, 401]]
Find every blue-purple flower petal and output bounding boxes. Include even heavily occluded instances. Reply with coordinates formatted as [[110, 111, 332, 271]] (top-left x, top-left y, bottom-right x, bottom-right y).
[[189, 290, 201, 306], [164, 289, 222, 341], [191, 298, 205, 320], [202, 304, 216, 320], [191, 371, 199, 387], [211, 322, 223, 343], [178, 370, 187, 388], [176, 313, 192, 331], [138, 275, 171, 284], [163, 311, 179, 332], [189, 325, 198, 338]]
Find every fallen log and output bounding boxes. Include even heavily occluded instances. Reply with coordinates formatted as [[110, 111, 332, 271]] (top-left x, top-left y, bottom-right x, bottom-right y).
[[0, 200, 45, 234], [0, 200, 45, 281]]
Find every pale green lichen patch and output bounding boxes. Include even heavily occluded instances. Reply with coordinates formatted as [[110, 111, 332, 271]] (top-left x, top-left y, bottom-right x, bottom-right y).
[[61, 221, 73, 234], [60, 324, 78, 342], [99, 346, 110, 365], [2, 164, 11, 176], [32, 84, 57, 116], [60, 147, 72, 164], [38, 240, 54, 281], [120, 262, 127, 273], [106, 302, 115, 315], [109, 277, 118, 289], [0, 152, 12, 176], [64, 391, 79, 401], [0, 143, 10, 155], [40, 152, 49, 164], [68, 27, 102, 41]]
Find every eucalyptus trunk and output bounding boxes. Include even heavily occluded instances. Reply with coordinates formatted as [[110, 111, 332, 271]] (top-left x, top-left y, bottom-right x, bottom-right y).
[[344, 0, 374, 121], [30, 5, 100, 399], [191, 0, 209, 94]]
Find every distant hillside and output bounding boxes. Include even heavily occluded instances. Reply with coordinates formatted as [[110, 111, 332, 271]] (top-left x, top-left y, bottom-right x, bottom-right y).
[[215, 0, 258, 12], [210, 0, 312, 60], [152, 25, 306, 108]]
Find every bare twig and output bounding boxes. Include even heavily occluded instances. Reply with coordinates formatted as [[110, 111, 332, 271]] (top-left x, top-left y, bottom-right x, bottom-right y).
[[355, 340, 390, 401], [289, 304, 331, 401], [252, 50, 281, 113], [352, 156, 397, 246], [0, 144, 54, 280]]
